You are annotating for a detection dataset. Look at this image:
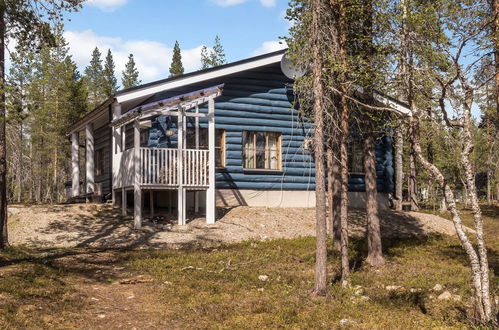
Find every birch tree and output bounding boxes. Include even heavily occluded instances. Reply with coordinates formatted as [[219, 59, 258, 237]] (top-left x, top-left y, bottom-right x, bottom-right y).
[[393, 0, 497, 323]]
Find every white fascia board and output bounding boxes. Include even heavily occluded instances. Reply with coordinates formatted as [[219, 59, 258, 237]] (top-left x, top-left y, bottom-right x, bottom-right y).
[[373, 92, 410, 115], [116, 54, 284, 104]]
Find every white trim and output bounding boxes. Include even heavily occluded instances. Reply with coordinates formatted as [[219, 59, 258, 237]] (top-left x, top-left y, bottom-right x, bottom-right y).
[[133, 119, 142, 229], [85, 123, 95, 194], [71, 132, 79, 197], [206, 97, 216, 224], [116, 54, 284, 104], [373, 92, 410, 115]]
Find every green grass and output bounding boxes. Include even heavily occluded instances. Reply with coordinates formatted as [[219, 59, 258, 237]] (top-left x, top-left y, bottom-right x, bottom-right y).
[[0, 247, 82, 329], [0, 205, 497, 329], [123, 235, 478, 329]]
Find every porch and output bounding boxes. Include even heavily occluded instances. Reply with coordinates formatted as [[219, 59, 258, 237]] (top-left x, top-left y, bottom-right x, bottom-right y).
[[70, 84, 224, 229]]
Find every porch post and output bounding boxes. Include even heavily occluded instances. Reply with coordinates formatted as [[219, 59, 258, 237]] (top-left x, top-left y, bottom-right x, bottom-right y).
[[194, 105, 200, 213], [122, 188, 127, 216], [177, 108, 186, 225], [71, 131, 80, 197], [206, 97, 216, 224], [85, 123, 95, 195], [134, 118, 142, 229], [112, 102, 122, 205]]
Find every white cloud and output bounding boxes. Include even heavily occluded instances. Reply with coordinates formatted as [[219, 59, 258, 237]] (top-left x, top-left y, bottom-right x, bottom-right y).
[[252, 40, 287, 56], [211, 0, 276, 7], [260, 0, 276, 7], [64, 29, 204, 84], [212, 0, 248, 6], [86, 0, 127, 11]]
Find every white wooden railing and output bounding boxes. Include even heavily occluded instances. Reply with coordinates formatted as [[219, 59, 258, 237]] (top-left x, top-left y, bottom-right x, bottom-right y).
[[119, 147, 209, 188], [141, 148, 209, 187]]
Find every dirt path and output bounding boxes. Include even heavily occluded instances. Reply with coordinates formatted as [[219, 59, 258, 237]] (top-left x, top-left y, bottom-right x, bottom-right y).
[[51, 251, 169, 329], [8, 204, 470, 249]]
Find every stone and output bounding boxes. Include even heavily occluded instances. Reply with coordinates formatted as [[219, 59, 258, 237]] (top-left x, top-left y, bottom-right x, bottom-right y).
[[258, 275, 269, 281], [257, 288, 264, 292], [360, 295, 370, 301], [339, 319, 357, 326], [385, 285, 402, 291], [432, 284, 443, 292], [437, 291, 452, 300]]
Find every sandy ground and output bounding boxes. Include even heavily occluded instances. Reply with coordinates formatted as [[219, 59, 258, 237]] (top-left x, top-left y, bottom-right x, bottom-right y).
[[7, 203, 472, 249]]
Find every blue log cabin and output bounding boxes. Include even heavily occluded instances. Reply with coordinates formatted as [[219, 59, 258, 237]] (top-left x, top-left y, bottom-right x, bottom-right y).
[[67, 49, 409, 228]]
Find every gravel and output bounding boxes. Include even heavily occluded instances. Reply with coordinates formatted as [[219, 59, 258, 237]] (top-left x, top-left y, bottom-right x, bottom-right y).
[[7, 203, 472, 249]]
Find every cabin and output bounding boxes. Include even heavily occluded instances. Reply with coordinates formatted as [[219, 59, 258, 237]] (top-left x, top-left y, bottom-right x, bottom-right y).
[[67, 49, 409, 229]]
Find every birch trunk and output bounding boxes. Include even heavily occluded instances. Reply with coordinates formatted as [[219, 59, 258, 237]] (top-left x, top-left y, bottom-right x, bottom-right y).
[[409, 112, 495, 324], [461, 91, 493, 322]]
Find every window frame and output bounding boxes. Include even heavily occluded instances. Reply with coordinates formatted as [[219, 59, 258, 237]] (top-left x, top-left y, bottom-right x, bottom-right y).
[[95, 148, 105, 176], [186, 127, 226, 168], [242, 131, 282, 171]]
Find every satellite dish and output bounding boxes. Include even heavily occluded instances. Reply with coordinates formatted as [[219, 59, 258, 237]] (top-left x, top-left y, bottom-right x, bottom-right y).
[[280, 54, 307, 80]]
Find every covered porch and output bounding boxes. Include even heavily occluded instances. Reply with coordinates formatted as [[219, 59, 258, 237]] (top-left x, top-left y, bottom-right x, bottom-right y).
[[70, 85, 223, 229]]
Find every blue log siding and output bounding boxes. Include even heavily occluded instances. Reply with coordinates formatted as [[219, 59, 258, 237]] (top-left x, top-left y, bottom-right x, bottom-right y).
[[134, 62, 394, 193]]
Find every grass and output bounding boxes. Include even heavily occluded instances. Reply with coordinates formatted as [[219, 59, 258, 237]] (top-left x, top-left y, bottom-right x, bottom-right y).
[[122, 235, 478, 329], [0, 247, 83, 329], [0, 205, 497, 329]]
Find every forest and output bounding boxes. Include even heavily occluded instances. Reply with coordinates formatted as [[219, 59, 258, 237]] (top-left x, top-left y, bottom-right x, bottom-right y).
[[0, 0, 497, 328]]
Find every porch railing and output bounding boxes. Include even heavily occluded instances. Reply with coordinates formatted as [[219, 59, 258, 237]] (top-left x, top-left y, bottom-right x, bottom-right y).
[[121, 148, 209, 188]]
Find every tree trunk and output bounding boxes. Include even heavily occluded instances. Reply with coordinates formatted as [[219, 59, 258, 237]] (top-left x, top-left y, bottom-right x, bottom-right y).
[[393, 126, 403, 210], [327, 147, 333, 234], [311, 0, 328, 297], [408, 146, 419, 211], [364, 135, 384, 267], [332, 141, 341, 250], [493, 0, 499, 119], [0, 4, 7, 248], [338, 0, 350, 287], [461, 91, 494, 323], [409, 111, 495, 324]]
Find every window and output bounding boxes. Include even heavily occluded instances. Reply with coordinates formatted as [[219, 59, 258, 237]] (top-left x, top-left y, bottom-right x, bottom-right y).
[[186, 128, 226, 168], [124, 123, 133, 150], [348, 138, 364, 173], [95, 148, 105, 176], [243, 131, 281, 170]]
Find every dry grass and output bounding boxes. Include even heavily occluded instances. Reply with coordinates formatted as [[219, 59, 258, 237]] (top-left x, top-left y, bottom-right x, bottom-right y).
[[0, 205, 497, 329]]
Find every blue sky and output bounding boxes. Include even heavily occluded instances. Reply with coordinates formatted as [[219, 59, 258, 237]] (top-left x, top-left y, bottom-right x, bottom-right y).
[[62, 0, 290, 85]]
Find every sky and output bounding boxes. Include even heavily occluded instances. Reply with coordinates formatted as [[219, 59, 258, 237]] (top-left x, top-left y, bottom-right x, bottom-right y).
[[61, 0, 290, 85]]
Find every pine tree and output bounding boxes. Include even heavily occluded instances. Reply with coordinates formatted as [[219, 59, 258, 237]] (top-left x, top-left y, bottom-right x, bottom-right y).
[[200, 45, 211, 69], [103, 49, 118, 97], [0, 0, 83, 249], [169, 41, 184, 77], [122, 54, 141, 89], [84, 47, 105, 108], [200, 36, 227, 69], [210, 35, 226, 67]]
